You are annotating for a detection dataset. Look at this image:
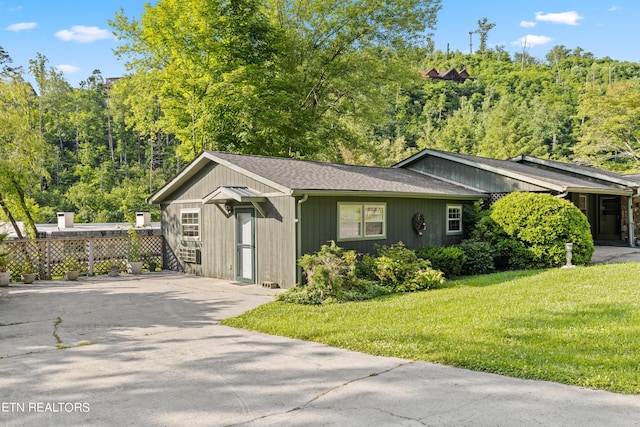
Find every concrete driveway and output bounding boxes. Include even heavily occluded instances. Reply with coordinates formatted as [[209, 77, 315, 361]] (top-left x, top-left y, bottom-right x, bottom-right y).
[[1, 273, 640, 426]]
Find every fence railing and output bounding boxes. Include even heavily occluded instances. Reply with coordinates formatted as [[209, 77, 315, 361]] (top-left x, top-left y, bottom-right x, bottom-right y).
[[4, 235, 166, 281]]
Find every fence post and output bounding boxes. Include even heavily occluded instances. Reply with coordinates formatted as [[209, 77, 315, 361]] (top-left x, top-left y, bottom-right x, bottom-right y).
[[46, 240, 52, 280], [88, 238, 94, 276]]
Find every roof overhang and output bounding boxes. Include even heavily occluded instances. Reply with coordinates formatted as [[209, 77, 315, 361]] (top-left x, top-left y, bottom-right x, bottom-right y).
[[148, 151, 292, 204], [394, 149, 566, 192], [564, 187, 633, 196], [291, 189, 487, 200], [203, 186, 267, 217], [513, 155, 640, 188]]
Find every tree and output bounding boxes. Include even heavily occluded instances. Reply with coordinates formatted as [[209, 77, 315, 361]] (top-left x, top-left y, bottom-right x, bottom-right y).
[[111, 0, 442, 161], [574, 80, 640, 170], [0, 71, 49, 237], [474, 18, 495, 54]]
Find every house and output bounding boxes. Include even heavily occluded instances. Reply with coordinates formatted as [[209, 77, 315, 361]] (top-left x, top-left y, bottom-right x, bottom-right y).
[[395, 149, 640, 245], [148, 151, 486, 288], [151, 149, 640, 287], [419, 68, 471, 83]]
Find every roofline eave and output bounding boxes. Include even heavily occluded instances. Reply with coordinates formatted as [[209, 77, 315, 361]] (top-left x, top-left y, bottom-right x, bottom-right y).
[[393, 149, 566, 193], [290, 189, 487, 200], [514, 156, 640, 188], [148, 151, 293, 204]]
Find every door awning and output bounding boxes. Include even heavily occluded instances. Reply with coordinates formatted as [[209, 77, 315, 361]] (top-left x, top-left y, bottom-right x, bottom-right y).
[[202, 186, 266, 217]]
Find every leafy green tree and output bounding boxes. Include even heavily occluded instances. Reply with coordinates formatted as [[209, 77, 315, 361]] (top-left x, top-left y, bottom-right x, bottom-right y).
[[574, 80, 640, 170], [0, 71, 49, 236], [474, 18, 495, 54], [111, 0, 442, 162]]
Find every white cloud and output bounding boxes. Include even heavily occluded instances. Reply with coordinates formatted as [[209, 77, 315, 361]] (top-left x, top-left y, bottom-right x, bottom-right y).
[[535, 11, 583, 26], [520, 20, 537, 28], [6, 22, 37, 31], [608, 6, 620, 12], [55, 64, 81, 74], [55, 25, 113, 43], [512, 35, 553, 48]]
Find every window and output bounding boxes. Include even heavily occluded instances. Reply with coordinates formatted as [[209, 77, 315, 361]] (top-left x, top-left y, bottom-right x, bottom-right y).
[[446, 205, 462, 235], [338, 203, 386, 240], [578, 194, 587, 215], [181, 209, 201, 239]]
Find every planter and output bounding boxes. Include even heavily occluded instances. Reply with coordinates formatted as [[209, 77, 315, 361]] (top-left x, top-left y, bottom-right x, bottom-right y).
[[21, 273, 36, 284], [108, 264, 120, 277], [127, 261, 143, 275], [147, 261, 157, 272], [0, 271, 9, 287], [66, 270, 80, 281]]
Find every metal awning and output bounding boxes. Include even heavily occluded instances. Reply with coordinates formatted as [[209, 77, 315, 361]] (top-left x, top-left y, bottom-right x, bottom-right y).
[[202, 186, 266, 217]]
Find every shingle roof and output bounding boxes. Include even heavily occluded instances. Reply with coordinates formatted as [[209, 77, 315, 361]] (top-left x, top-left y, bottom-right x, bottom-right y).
[[452, 152, 622, 190], [398, 149, 634, 194], [209, 151, 484, 197]]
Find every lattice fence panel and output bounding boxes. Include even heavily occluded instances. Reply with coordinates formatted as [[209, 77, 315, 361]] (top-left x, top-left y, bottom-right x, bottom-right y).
[[5, 240, 47, 282], [139, 235, 163, 269], [48, 239, 90, 279], [4, 235, 165, 281], [92, 237, 130, 275]]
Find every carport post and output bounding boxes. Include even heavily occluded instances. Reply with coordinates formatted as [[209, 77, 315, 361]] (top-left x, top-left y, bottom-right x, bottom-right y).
[[630, 196, 636, 247]]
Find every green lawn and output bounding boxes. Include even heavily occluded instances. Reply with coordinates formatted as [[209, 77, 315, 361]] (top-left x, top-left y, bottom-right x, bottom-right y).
[[222, 263, 640, 394]]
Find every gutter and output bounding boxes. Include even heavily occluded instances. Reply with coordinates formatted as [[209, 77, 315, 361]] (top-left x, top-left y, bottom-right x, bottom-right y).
[[295, 194, 309, 283]]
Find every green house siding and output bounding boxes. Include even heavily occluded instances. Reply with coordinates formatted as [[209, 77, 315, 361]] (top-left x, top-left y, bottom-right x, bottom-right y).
[[299, 195, 473, 257], [159, 162, 297, 287]]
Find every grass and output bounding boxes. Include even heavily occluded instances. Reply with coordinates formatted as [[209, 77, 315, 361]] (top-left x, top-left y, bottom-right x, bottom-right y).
[[222, 263, 640, 394]]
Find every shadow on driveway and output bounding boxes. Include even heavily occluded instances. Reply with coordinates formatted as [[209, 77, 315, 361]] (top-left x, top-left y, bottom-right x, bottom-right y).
[[1, 273, 640, 426]]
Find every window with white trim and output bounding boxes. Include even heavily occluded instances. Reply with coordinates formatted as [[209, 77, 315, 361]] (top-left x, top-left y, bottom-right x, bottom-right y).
[[338, 203, 386, 240], [180, 208, 201, 239], [446, 205, 462, 235]]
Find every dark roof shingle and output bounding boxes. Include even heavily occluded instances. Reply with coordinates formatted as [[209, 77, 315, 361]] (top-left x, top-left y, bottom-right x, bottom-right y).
[[210, 151, 484, 197]]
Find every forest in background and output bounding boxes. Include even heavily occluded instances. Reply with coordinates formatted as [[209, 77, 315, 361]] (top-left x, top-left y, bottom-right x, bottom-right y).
[[2, 0, 640, 236]]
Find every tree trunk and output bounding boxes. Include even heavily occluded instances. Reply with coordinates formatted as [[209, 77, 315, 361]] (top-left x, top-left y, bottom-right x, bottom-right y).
[[0, 193, 23, 239]]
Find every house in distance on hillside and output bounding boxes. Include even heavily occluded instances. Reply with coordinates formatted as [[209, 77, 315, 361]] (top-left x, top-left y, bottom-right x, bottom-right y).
[[419, 68, 470, 83]]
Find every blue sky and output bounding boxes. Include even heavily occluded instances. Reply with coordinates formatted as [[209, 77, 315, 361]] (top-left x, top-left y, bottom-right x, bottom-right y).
[[1, 1, 638, 87]]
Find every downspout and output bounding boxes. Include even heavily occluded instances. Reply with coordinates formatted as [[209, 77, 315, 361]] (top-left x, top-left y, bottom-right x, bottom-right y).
[[296, 194, 309, 283]]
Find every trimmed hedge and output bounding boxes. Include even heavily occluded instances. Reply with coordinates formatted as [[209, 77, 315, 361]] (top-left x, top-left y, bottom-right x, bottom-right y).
[[486, 192, 594, 269], [456, 240, 496, 275], [415, 246, 466, 278]]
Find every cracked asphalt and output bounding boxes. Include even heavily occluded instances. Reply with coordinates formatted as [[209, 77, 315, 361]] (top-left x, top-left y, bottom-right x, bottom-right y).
[[1, 272, 640, 426]]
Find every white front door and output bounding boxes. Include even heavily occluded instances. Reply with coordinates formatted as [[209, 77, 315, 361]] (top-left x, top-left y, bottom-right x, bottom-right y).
[[235, 208, 255, 283]]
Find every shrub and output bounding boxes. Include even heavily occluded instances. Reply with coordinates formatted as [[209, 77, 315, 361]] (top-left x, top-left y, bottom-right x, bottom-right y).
[[481, 192, 594, 269], [297, 241, 358, 301], [372, 242, 444, 291], [279, 241, 445, 304], [457, 240, 496, 275], [415, 246, 466, 278]]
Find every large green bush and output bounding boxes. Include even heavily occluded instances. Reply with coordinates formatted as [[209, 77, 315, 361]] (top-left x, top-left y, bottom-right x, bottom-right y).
[[278, 241, 444, 304], [456, 240, 496, 275], [415, 246, 466, 278], [372, 243, 445, 292], [480, 192, 594, 269]]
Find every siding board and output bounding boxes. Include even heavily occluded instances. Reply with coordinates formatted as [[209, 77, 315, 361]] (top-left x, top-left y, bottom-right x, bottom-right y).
[[300, 196, 474, 257], [161, 162, 296, 287]]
